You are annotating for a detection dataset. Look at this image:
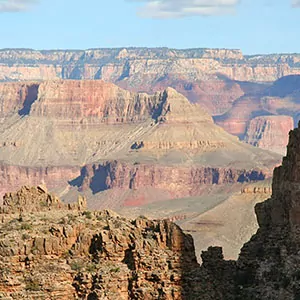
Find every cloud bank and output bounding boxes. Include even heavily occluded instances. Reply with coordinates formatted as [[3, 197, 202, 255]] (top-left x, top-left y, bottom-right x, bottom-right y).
[[133, 0, 300, 18], [292, 0, 300, 7], [0, 0, 38, 12], [134, 0, 240, 18]]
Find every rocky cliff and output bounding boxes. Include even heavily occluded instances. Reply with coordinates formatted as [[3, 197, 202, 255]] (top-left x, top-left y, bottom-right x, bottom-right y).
[[191, 121, 300, 299], [1, 120, 300, 298], [69, 161, 271, 208], [0, 48, 300, 117], [0, 79, 280, 207], [0, 186, 199, 299], [0, 48, 299, 84], [214, 75, 300, 154], [244, 115, 294, 155]]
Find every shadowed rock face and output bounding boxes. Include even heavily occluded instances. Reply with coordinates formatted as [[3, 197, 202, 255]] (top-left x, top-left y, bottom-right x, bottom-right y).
[[191, 121, 300, 299]]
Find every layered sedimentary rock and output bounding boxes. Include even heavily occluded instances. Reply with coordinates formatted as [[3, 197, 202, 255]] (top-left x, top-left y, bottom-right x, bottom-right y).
[[0, 163, 80, 199], [70, 161, 270, 208], [1, 120, 300, 298], [244, 115, 294, 155], [215, 75, 300, 153], [0, 186, 199, 299], [0, 79, 280, 206], [0, 48, 300, 84], [0, 48, 300, 117]]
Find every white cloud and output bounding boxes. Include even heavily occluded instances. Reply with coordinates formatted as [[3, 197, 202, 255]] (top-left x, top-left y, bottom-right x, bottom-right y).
[[0, 0, 38, 12], [133, 0, 240, 18], [292, 0, 300, 7]]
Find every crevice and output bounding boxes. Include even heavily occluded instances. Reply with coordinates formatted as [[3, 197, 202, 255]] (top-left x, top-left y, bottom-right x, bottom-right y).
[[18, 84, 39, 116]]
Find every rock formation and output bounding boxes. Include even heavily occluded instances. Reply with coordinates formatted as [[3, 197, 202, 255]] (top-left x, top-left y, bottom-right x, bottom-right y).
[[0, 186, 199, 299], [0, 48, 299, 117], [1, 120, 300, 298], [0, 79, 280, 206], [191, 120, 300, 299], [244, 115, 294, 155], [0, 48, 299, 154], [0, 48, 299, 84], [215, 75, 300, 154]]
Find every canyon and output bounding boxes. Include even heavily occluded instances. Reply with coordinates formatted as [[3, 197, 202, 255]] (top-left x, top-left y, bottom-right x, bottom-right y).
[[1, 122, 300, 298], [0, 79, 280, 205], [0, 47, 299, 154]]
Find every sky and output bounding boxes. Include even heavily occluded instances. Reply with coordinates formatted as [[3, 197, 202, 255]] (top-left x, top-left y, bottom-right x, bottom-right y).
[[0, 0, 299, 54]]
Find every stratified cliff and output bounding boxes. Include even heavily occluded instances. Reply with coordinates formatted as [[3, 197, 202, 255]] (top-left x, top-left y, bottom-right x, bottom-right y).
[[0, 48, 299, 84], [0, 186, 199, 299], [1, 121, 300, 299], [244, 115, 294, 155], [214, 75, 300, 154], [0, 79, 280, 206], [0, 47, 300, 116], [0, 48, 299, 154]]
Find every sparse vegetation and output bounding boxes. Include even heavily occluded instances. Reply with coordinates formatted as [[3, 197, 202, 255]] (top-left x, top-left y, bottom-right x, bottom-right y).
[[86, 263, 97, 273], [110, 267, 120, 273], [20, 223, 33, 230], [22, 233, 30, 240], [25, 278, 41, 291], [83, 211, 92, 219], [70, 261, 84, 272]]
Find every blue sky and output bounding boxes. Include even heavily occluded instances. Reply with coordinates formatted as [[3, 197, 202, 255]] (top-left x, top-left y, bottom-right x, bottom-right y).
[[0, 0, 299, 54]]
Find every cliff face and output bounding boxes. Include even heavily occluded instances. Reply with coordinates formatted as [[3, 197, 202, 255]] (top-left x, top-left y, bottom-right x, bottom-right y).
[[0, 79, 281, 206], [192, 121, 300, 299], [1, 119, 300, 299], [0, 186, 199, 299], [233, 123, 300, 299], [214, 75, 300, 154], [0, 48, 299, 117], [0, 163, 80, 200], [71, 161, 269, 207], [0, 48, 299, 84], [244, 115, 294, 155]]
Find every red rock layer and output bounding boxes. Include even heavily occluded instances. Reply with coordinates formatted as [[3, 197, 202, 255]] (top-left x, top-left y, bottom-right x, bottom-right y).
[[73, 161, 271, 204], [0, 163, 79, 199]]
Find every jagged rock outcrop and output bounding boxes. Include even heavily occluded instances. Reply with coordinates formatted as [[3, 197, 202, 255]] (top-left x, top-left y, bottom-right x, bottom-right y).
[[0, 187, 199, 299], [192, 121, 300, 299], [0, 185, 86, 214], [244, 115, 294, 155]]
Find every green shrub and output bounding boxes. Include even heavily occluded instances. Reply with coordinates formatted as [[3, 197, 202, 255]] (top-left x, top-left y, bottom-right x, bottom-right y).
[[25, 279, 41, 291], [20, 223, 32, 230]]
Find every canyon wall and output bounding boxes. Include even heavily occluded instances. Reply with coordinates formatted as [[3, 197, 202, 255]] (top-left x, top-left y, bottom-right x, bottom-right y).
[[0, 48, 300, 84], [0, 186, 200, 299], [244, 115, 294, 155]]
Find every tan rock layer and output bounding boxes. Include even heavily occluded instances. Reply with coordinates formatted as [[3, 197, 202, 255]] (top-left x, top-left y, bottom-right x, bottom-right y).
[[0, 187, 199, 299]]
